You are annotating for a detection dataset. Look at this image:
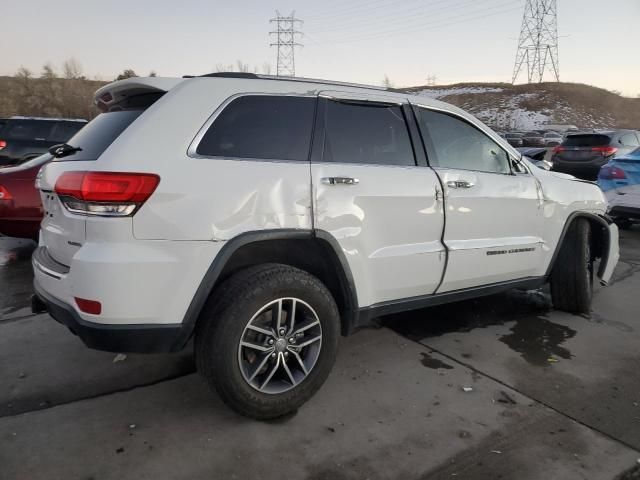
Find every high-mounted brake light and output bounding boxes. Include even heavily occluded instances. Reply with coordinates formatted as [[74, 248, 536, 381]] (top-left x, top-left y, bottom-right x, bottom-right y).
[[54, 171, 160, 216], [592, 146, 618, 157], [0, 185, 12, 200], [0, 140, 6, 150]]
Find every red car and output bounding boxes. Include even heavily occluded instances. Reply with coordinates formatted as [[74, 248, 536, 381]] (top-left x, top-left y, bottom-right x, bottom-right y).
[[0, 154, 50, 239]]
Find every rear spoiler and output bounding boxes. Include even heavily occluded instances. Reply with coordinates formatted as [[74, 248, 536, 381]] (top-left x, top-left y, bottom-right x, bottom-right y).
[[94, 77, 184, 112]]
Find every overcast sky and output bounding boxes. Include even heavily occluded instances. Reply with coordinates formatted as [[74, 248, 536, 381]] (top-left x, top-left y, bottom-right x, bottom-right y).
[[4, 0, 639, 95]]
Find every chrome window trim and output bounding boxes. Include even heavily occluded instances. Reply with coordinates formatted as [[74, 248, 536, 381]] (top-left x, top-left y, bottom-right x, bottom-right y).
[[187, 92, 317, 161]]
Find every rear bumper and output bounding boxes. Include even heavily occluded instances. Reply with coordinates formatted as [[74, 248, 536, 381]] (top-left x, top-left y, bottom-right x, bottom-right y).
[[34, 280, 184, 353]]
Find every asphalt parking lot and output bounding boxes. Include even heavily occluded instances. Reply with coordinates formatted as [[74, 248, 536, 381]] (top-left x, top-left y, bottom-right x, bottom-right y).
[[1, 231, 640, 480]]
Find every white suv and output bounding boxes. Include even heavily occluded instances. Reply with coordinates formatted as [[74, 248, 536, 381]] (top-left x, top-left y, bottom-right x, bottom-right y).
[[32, 73, 619, 419]]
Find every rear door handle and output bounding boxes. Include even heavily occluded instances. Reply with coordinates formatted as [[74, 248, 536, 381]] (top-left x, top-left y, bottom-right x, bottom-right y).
[[446, 180, 475, 189], [321, 177, 359, 185]]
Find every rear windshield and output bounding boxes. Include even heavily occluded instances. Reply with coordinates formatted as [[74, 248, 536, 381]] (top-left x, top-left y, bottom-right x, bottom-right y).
[[505, 133, 522, 138], [562, 134, 611, 147], [53, 110, 142, 161]]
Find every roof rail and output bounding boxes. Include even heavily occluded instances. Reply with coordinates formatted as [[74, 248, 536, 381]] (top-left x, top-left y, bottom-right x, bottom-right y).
[[186, 72, 388, 91], [9, 116, 87, 122]]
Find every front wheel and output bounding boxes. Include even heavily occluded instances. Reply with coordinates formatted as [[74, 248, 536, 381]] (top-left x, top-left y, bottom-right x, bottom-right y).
[[195, 264, 340, 420], [550, 218, 593, 314]]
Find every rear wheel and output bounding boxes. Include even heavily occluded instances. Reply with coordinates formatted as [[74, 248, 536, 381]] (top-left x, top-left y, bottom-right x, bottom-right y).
[[550, 218, 593, 314], [195, 264, 340, 420]]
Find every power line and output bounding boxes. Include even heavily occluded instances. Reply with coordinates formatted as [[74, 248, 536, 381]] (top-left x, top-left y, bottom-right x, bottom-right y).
[[269, 11, 303, 77], [512, 0, 559, 83], [312, 1, 523, 45], [307, 0, 479, 33]]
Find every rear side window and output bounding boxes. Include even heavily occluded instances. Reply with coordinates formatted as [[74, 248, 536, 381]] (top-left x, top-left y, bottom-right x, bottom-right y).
[[53, 110, 143, 161], [322, 100, 415, 166], [196, 96, 316, 161], [415, 107, 510, 174], [562, 134, 610, 147]]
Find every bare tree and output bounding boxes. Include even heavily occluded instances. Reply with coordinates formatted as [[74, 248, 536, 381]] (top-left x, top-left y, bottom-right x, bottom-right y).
[[116, 69, 138, 81], [41, 63, 57, 79], [382, 75, 394, 88], [63, 58, 83, 79], [236, 60, 250, 73], [16, 67, 33, 79]]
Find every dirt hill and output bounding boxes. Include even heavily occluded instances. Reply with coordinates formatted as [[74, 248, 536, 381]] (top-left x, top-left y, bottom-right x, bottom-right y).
[[402, 82, 640, 131], [2, 76, 638, 131]]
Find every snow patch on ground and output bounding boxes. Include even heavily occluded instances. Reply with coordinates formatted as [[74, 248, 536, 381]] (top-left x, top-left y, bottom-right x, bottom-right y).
[[473, 107, 552, 130], [417, 86, 504, 99]]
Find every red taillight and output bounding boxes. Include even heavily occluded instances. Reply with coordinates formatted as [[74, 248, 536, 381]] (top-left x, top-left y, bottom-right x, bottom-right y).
[[552, 145, 565, 155], [599, 165, 627, 180], [0, 140, 6, 150], [592, 146, 618, 157], [54, 171, 160, 216], [0, 185, 12, 200], [75, 297, 102, 315]]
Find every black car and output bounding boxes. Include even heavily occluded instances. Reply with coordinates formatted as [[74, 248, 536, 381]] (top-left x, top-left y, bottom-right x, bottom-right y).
[[521, 131, 545, 147], [551, 130, 640, 180], [0, 117, 87, 167], [503, 132, 524, 147]]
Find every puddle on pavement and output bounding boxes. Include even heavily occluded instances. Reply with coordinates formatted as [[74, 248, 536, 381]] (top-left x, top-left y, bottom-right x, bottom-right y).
[[420, 352, 454, 370], [381, 289, 581, 368], [382, 289, 552, 342], [498, 316, 576, 366]]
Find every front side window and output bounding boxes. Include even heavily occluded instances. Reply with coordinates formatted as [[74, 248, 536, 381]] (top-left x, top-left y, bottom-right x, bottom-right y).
[[416, 108, 510, 174], [196, 95, 316, 161], [321, 100, 415, 166]]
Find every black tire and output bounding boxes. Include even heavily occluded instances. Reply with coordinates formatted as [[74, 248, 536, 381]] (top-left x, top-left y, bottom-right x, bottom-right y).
[[615, 218, 632, 231], [195, 263, 340, 420], [550, 218, 593, 314]]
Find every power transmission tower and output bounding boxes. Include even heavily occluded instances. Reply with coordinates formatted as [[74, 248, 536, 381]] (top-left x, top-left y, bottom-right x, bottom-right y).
[[512, 0, 559, 84], [269, 11, 303, 77]]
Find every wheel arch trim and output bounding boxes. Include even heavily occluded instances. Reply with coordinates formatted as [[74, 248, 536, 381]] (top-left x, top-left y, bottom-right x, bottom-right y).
[[544, 211, 616, 283], [172, 229, 359, 350]]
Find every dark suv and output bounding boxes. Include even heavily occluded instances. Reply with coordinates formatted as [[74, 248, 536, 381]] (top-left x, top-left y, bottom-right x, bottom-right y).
[[551, 130, 640, 180], [0, 117, 87, 167]]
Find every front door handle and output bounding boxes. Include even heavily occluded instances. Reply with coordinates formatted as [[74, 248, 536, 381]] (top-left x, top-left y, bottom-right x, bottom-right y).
[[446, 180, 475, 189], [321, 177, 359, 186]]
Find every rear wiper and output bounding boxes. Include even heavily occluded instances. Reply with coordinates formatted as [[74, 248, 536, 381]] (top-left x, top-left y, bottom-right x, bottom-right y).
[[49, 143, 82, 158]]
